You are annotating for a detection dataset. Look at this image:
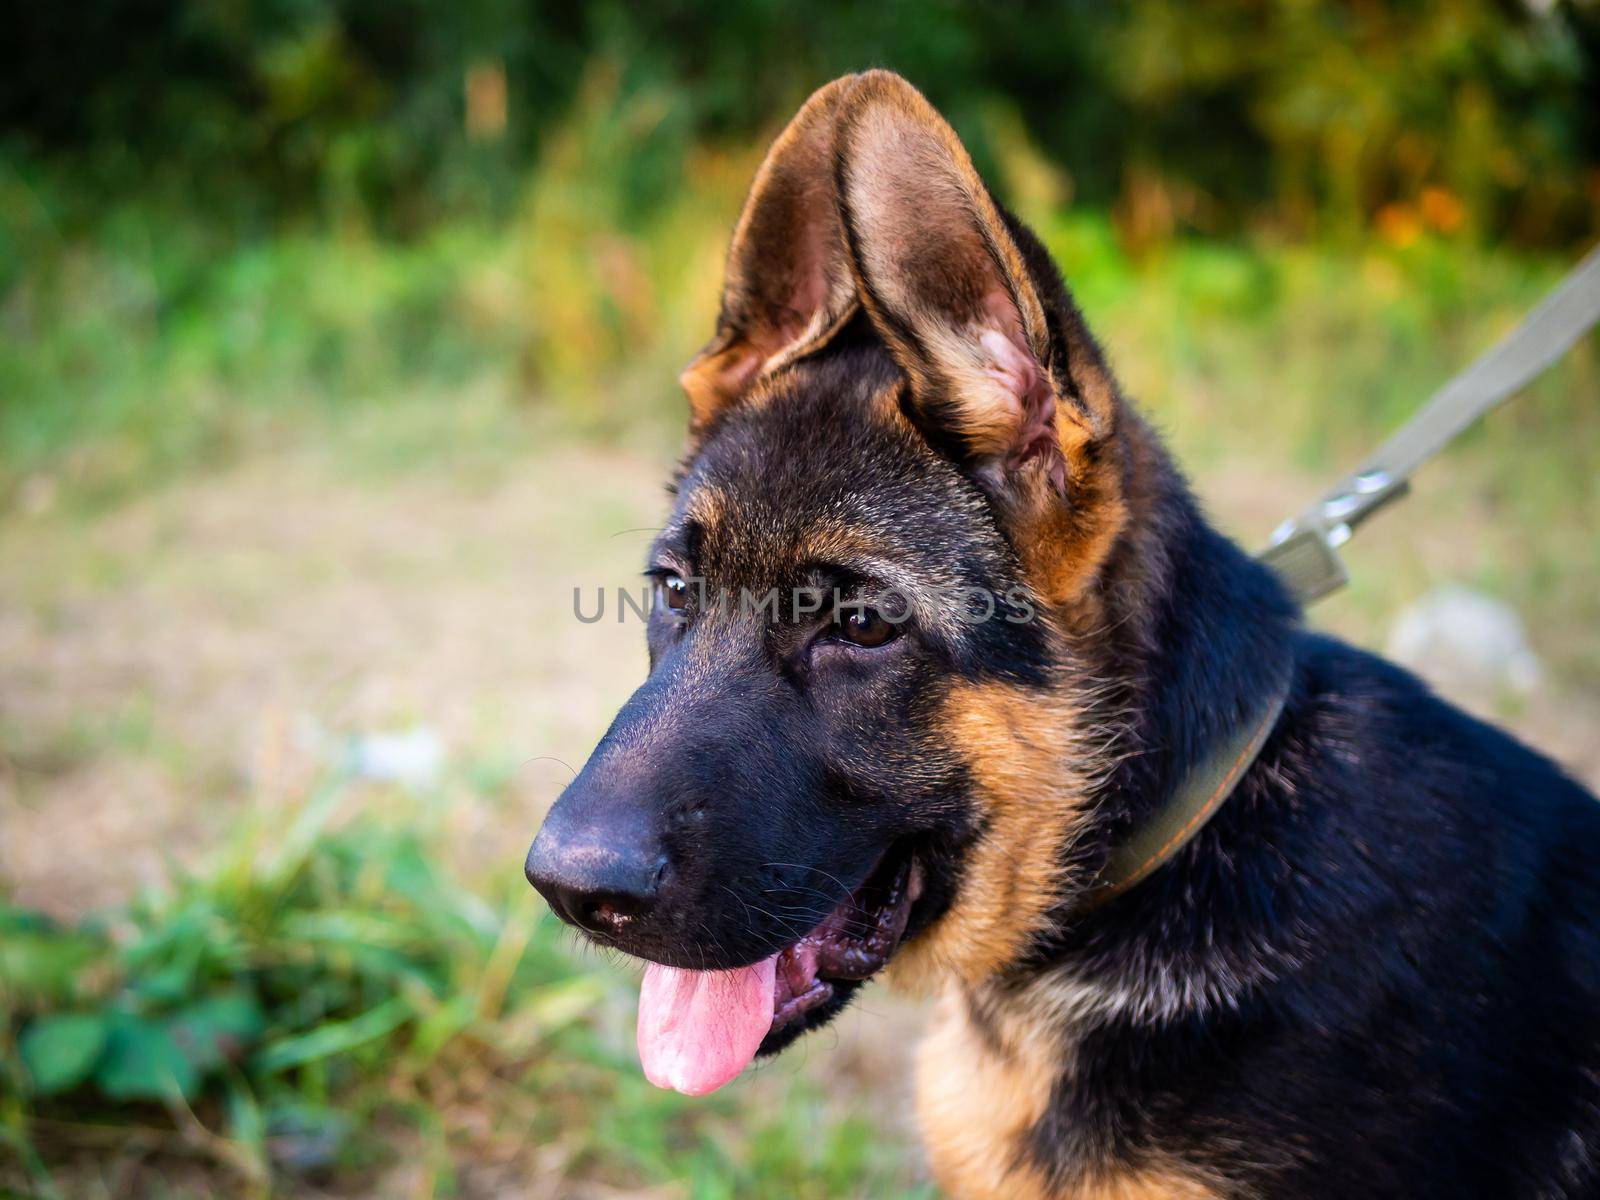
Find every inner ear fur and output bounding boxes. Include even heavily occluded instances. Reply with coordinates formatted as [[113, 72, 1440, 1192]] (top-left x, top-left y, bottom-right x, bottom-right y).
[[833, 70, 1128, 607], [680, 75, 860, 437]]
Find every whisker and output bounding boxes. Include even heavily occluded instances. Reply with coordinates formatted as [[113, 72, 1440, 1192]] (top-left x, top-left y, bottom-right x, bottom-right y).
[[520, 754, 579, 781]]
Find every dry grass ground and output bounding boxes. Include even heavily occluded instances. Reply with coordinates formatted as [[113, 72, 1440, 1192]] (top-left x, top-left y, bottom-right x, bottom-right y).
[[4, 72, 1595, 1196], [3, 436, 663, 916], [1, 430, 936, 1198], [8, 432, 1592, 910], [5, 427, 1595, 909], [2, 407, 1594, 1198]]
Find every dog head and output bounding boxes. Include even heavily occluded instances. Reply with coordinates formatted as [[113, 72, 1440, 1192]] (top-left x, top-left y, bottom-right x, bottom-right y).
[[525, 71, 1141, 1094]]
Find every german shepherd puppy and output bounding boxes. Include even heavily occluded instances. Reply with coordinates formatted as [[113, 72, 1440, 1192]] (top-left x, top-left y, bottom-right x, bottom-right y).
[[525, 72, 1600, 1198]]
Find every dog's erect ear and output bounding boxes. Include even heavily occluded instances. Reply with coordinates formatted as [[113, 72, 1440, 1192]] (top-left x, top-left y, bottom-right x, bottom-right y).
[[680, 76, 859, 436], [835, 71, 1128, 605], [834, 72, 1120, 488]]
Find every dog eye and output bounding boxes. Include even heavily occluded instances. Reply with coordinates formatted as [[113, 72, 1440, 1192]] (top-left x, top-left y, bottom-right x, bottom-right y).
[[837, 606, 897, 648], [658, 573, 690, 613]]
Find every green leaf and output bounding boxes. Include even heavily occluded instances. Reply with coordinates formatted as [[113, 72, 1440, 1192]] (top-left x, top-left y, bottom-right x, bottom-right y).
[[168, 990, 267, 1072], [250, 997, 412, 1076], [407, 993, 475, 1064], [19, 1013, 109, 1094], [224, 1078, 268, 1172], [95, 1013, 200, 1102], [523, 976, 607, 1032], [130, 964, 195, 1005], [0, 928, 107, 1002], [0, 904, 56, 936]]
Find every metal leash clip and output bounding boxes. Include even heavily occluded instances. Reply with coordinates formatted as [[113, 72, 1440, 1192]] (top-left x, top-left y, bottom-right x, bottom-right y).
[[1261, 470, 1411, 603], [1258, 242, 1600, 607]]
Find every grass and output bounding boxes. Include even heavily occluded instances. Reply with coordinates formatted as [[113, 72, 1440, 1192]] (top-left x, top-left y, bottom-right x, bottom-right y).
[[2, 84, 1597, 1198], [1, 780, 932, 1199], [6, 174, 1593, 678], [6, 85, 1595, 518]]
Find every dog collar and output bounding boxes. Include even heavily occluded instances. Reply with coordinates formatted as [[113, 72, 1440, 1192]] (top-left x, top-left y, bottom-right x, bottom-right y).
[[1085, 671, 1291, 908]]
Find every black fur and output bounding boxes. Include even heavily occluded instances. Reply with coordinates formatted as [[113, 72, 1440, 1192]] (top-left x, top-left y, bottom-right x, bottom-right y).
[[527, 86, 1600, 1195], [1004, 345, 1600, 1196]]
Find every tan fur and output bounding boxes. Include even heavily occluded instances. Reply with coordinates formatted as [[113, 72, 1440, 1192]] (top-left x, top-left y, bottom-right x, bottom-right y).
[[690, 71, 1196, 1195], [918, 985, 1224, 1199], [917, 986, 1061, 1200], [830, 71, 1129, 609], [1070, 1174, 1223, 1200], [1004, 431, 1130, 613], [822, 75, 1184, 1194], [679, 333, 764, 431], [889, 677, 1102, 991]]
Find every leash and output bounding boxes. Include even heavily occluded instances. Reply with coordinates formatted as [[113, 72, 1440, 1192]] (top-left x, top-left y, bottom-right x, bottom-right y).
[[1088, 245, 1599, 906], [1260, 243, 1600, 604]]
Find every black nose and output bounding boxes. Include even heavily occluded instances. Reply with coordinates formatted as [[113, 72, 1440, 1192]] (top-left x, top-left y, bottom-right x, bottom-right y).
[[524, 798, 666, 938]]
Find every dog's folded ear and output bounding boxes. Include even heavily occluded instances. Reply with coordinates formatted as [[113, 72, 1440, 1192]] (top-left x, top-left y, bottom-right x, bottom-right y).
[[834, 71, 1129, 606], [680, 76, 860, 437]]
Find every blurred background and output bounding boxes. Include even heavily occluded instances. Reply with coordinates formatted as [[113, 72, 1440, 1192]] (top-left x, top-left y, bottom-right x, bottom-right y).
[[2, 2, 1598, 1196]]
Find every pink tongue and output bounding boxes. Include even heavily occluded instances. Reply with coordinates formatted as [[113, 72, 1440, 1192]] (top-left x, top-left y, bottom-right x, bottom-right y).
[[637, 955, 777, 1096]]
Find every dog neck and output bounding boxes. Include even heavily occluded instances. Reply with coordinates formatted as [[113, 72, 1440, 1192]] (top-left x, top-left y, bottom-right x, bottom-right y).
[[1005, 419, 1302, 1011]]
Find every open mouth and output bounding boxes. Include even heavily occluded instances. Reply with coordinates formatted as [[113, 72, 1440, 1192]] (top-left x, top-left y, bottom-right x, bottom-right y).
[[771, 847, 920, 1033], [635, 846, 921, 1096]]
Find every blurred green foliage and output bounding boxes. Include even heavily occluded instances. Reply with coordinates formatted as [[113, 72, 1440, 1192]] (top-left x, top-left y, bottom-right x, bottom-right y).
[[4, 1, 1597, 506], [2, 8, 1598, 1194], [4, 1, 1597, 242], [1, 783, 930, 1197], [4, 77, 1594, 513]]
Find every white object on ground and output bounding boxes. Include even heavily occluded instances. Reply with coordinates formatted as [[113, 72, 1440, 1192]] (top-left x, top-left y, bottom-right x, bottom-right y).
[[345, 726, 446, 789], [1387, 585, 1542, 698]]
